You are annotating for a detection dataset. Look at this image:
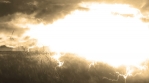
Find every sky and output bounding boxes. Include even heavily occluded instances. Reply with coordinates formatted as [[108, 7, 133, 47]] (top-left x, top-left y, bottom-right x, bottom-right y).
[[1, 0, 149, 66]]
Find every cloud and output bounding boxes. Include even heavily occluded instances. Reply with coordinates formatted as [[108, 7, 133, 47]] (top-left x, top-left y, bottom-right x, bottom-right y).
[[84, 0, 149, 22], [0, 0, 149, 24], [141, 17, 149, 23], [0, 0, 10, 3], [0, 0, 149, 47], [111, 12, 134, 17], [0, 0, 149, 23], [0, 34, 38, 47], [0, 23, 29, 36], [0, 12, 41, 37], [0, 0, 88, 24], [0, 0, 90, 47], [95, 0, 149, 15]]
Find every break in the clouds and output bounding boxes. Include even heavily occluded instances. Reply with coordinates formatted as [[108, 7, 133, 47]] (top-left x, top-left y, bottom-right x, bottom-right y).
[[0, 0, 89, 46], [93, 0, 149, 14], [0, 0, 149, 47]]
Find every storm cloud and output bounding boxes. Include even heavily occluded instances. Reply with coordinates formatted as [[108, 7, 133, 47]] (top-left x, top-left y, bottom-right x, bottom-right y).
[[0, 0, 149, 47], [0, 0, 149, 23], [0, 0, 88, 23], [0, 0, 88, 45]]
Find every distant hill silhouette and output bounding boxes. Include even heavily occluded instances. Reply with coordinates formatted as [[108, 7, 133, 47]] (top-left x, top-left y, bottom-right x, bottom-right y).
[[0, 45, 50, 52], [0, 45, 13, 51]]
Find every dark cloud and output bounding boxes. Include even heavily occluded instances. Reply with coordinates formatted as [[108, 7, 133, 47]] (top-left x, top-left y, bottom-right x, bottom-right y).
[[0, 0, 87, 24], [0, 0, 34, 17], [0, 0, 149, 23], [0, 13, 38, 39], [0, 0, 10, 3], [32, 1, 89, 24]]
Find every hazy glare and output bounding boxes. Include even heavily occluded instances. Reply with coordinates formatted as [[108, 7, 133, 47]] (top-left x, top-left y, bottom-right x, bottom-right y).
[[24, 3, 149, 67]]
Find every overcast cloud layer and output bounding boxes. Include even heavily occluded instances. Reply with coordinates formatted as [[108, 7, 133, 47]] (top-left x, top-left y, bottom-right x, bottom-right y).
[[0, 0, 149, 47]]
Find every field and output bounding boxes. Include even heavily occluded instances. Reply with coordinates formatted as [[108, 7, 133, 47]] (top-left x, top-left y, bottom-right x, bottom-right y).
[[0, 51, 149, 83]]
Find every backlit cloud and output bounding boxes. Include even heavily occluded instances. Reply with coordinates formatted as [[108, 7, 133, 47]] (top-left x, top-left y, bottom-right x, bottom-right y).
[[0, 0, 149, 42], [0, 0, 149, 66], [0, 0, 149, 27]]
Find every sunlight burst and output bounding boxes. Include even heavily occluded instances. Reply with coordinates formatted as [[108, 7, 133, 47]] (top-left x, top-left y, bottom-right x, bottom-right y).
[[24, 3, 149, 67]]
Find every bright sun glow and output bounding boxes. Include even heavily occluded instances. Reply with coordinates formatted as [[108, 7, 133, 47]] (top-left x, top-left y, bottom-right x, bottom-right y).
[[24, 3, 149, 67]]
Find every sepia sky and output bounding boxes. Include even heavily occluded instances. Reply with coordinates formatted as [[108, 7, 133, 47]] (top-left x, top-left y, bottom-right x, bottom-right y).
[[1, 0, 149, 66]]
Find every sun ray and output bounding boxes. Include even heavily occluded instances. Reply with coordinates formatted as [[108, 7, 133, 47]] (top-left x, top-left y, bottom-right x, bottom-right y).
[[24, 3, 149, 67]]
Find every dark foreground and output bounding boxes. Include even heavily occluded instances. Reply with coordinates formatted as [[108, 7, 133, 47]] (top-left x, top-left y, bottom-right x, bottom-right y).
[[0, 51, 149, 83]]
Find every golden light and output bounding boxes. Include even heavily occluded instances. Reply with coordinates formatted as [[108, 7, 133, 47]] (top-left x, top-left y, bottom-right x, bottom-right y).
[[24, 3, 149, 67]]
